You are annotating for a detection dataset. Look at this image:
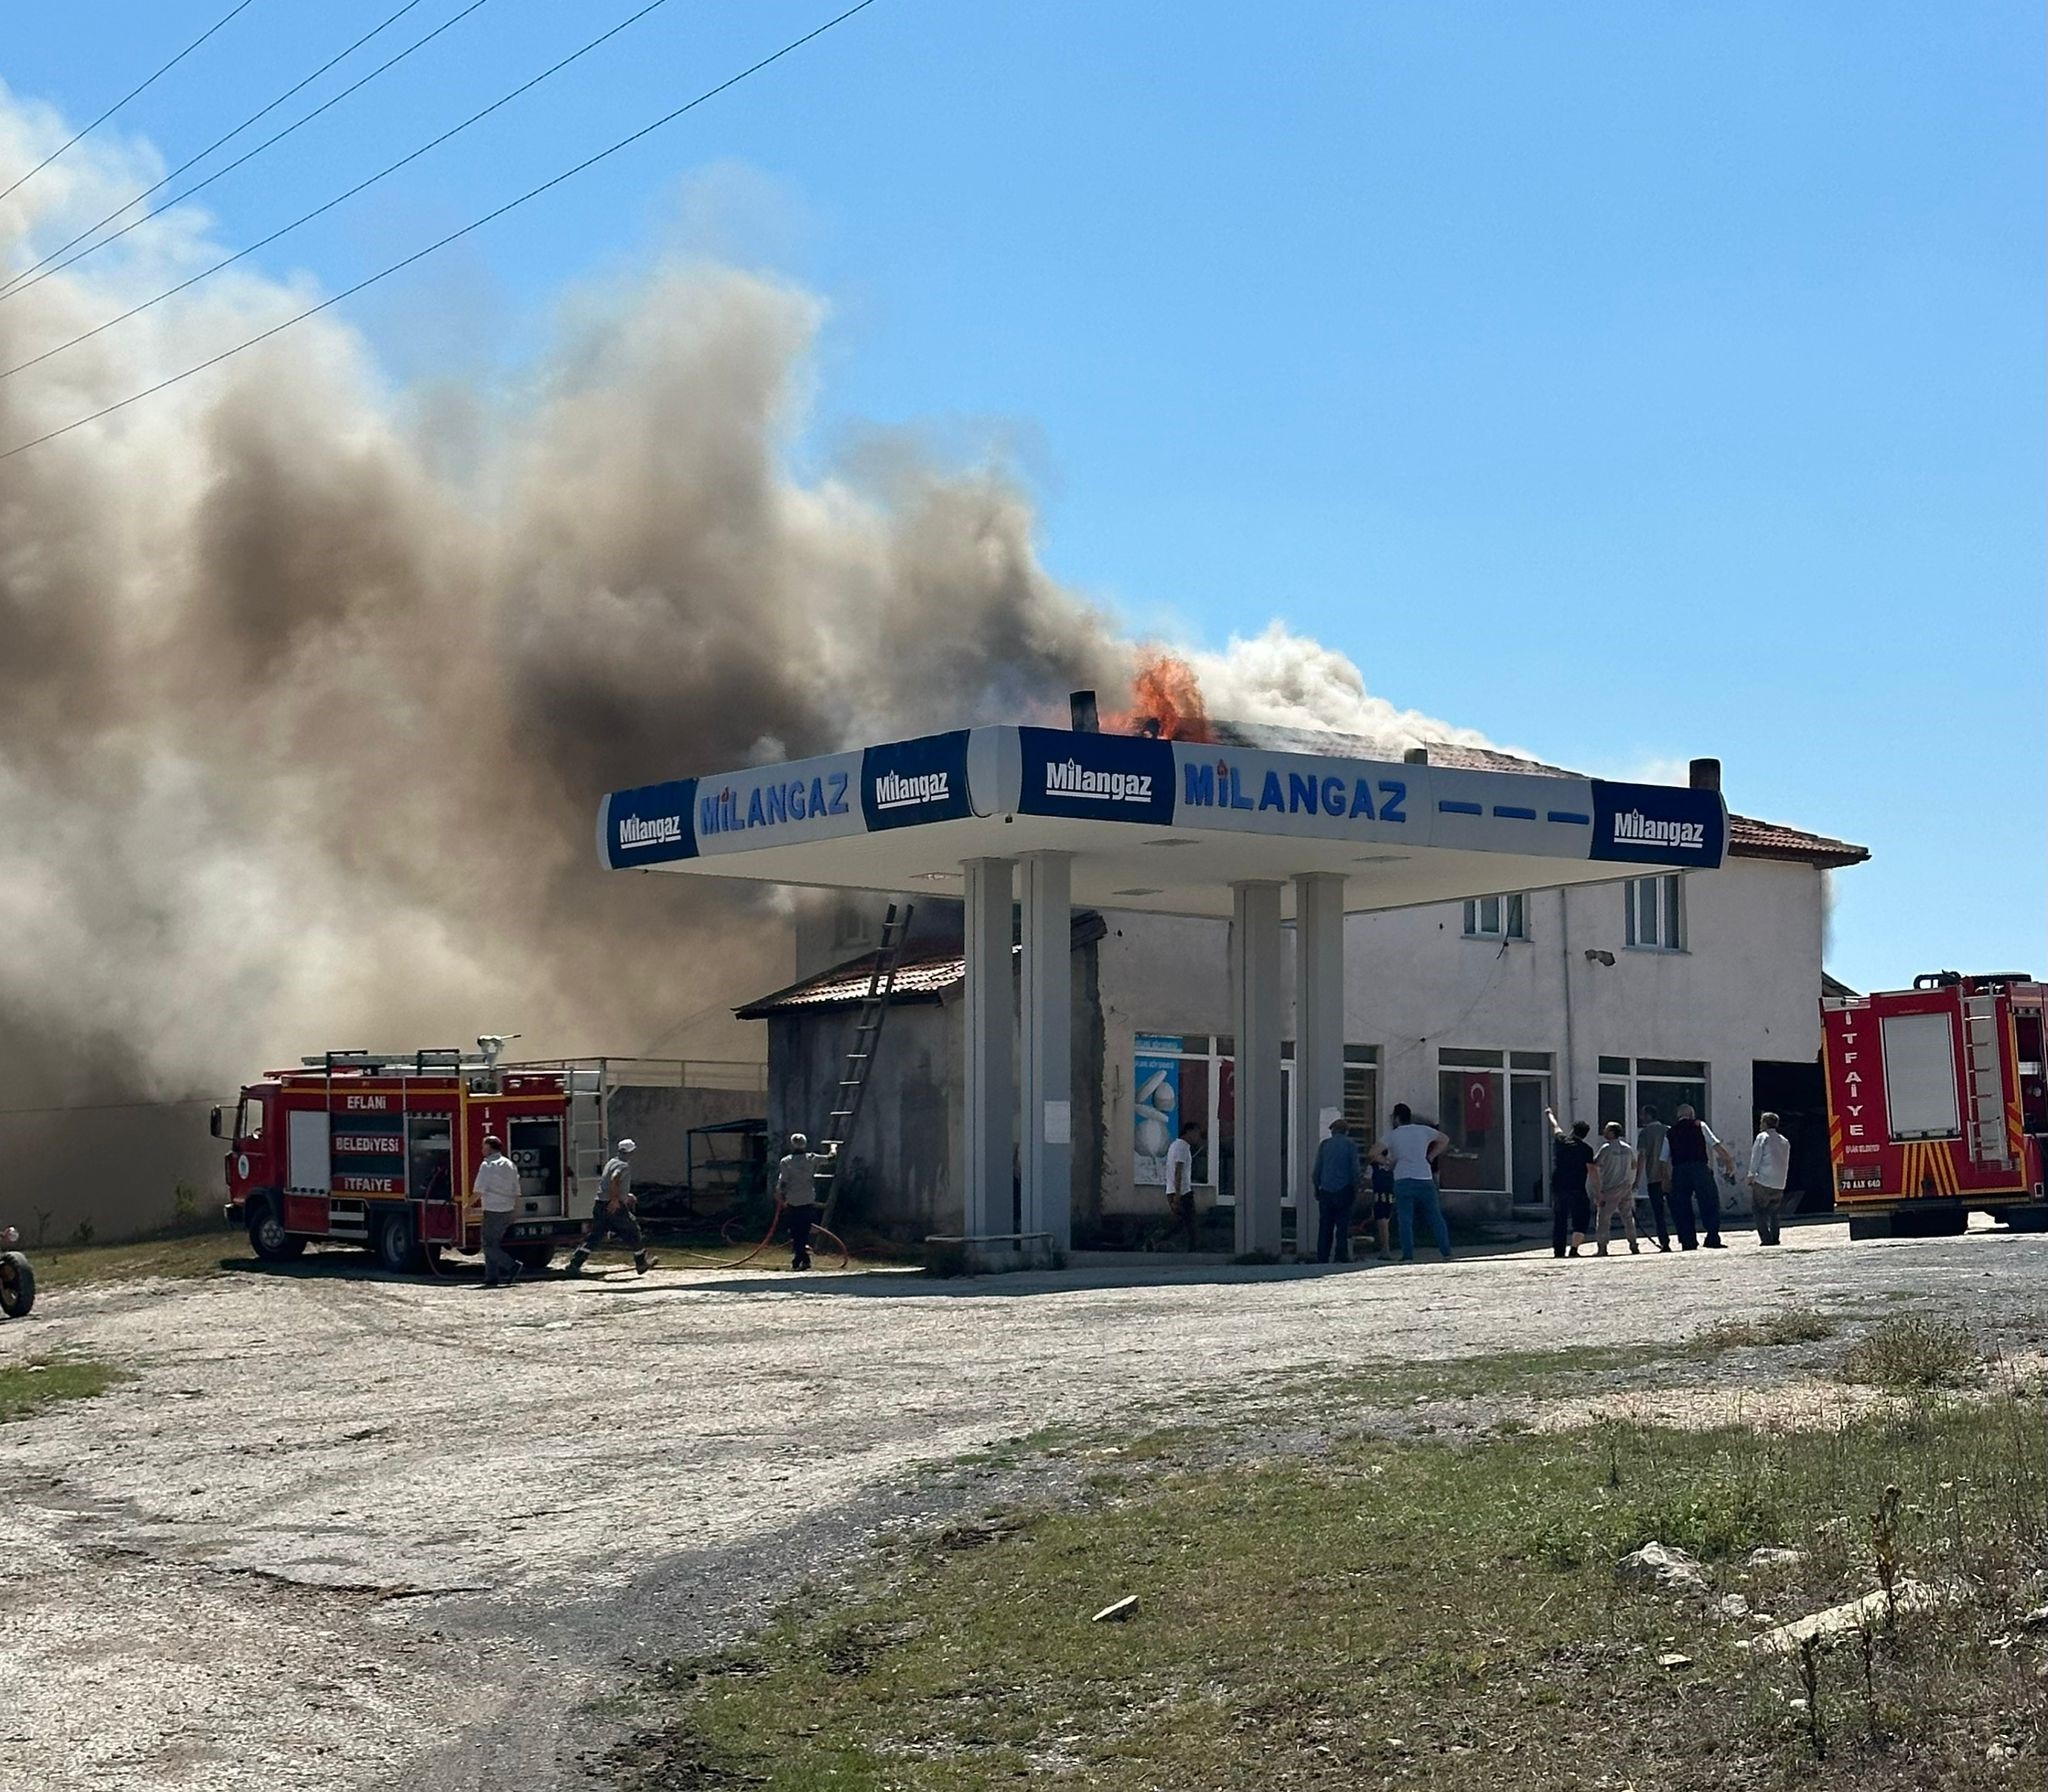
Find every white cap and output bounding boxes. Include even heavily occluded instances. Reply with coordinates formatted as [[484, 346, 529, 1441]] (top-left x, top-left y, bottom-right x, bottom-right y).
[[790, 1132, 808, 1149], [617, 1138, 637, 1154]]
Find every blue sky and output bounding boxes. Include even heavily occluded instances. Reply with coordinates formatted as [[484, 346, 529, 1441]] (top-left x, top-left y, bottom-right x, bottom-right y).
[[5, 0, 2042, 990]]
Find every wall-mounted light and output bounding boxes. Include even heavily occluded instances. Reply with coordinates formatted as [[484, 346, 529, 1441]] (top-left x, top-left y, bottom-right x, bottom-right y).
[[1583, 948, 1616, 967]]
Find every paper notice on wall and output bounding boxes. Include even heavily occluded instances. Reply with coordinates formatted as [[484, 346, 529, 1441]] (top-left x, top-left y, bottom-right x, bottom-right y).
[[1043, 1100, 1072, 1145]]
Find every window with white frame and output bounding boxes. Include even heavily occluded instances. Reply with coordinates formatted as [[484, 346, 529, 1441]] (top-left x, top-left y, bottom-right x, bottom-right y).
[[1462, 893, 1527, 941], [1624, 875, 1685, 951]]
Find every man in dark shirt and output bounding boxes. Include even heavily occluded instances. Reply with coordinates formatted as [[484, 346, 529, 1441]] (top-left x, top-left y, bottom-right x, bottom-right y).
[[1308, 1118, 1362, 1264], [1544, 1108, 1597, 1259], [1662, 1105, 1737, 1250]]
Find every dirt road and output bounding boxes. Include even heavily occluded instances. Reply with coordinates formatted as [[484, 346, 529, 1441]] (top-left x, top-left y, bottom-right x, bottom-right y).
[[3, 1225, 2042, 1791]]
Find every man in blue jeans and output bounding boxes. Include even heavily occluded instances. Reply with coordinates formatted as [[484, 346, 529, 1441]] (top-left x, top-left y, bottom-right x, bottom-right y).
[[1370, 1103, 1454, 1262]]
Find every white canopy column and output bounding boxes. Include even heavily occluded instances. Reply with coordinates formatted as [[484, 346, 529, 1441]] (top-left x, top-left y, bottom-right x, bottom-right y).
[[1291, 871, 1347, 1259], [1020, 851, 1073, 1252], [963, 856, 1016, 1240], [1231, 879, 1284, 1257]]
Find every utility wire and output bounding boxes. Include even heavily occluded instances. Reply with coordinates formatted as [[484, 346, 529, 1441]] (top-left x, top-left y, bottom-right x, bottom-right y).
[[0, 0, 673, 384], [0, 0, 435, 302], [0, 0, 262, 206], [0, 0, 498, 308], [0, 0, 879, 465]]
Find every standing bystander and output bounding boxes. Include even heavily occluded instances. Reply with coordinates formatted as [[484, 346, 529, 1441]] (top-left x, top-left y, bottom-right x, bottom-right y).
[[1544, 1109, 1598, 1258], [1370, 1105, 1453, 1263], [1635, 1106, 1673, 1252], [1661, 1105, 1737, 1249], [1748, 1112, 1793, 1246], [1164, 1120, 1203, 1251], [1308, 1117, 1361, 1264], [1591, 1121, 1640, 1256]]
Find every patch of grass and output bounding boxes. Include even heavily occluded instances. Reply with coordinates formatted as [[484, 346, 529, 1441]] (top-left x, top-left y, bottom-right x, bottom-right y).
[[1701, 1308, 1841, 1350], [0, 1354, 131, 1422], [31, 1229, 235, 1291], [618, 1395, 2048, 1790], [1841, 1316, 1980, 1389]]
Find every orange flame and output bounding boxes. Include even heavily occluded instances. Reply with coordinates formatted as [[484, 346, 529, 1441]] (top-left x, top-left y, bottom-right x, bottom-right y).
[[1106, 651, 1212, 742]]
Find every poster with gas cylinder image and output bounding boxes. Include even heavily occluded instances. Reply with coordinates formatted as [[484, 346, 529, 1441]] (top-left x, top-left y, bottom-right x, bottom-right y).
[[1134, 1035, 1183, 1186]]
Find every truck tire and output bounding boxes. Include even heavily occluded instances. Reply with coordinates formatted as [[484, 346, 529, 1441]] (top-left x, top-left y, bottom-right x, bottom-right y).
[[0, 1251, 34, 1318], [373, 1209, 424, 1275], [512, 1242, 557, 1274], [1847, 1215, 1893, 1242], [247, 1197, 306, 1263]]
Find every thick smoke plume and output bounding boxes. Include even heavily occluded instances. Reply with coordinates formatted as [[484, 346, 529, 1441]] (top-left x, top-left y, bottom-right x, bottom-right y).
[[0, 93, 1477, 1228]]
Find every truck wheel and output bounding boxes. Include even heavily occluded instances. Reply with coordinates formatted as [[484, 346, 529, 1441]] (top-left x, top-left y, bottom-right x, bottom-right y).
[[373, 1210, 424, 1274], [512, 1242, 557, 1274], [0, 1251, 34, 1318], [247, 1198, 306, 1262]]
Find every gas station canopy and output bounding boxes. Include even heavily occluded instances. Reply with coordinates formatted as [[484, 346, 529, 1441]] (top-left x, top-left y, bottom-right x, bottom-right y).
[[597, 724, 1727, 912]]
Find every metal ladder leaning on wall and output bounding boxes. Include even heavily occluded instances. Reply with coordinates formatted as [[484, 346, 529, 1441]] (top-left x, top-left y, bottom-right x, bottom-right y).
[[818, 901, 914, 1226], [1961, 993, 2015, 1170]]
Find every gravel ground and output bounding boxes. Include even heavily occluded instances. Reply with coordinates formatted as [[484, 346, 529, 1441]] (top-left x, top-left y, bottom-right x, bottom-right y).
[[3, 1221, 2045, 1792]]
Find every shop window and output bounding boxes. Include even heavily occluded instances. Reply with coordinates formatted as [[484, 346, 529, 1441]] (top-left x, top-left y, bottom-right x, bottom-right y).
[[1435, 1048, 1553, 1203], [1598, 1057, 1710, 1138], [1462, 893, 1527, 941], [1625, 875, 1686, 951]]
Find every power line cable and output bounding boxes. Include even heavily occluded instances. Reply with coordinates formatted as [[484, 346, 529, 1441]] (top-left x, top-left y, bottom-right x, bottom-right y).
[[0, 0, 262, 205], [0, 0, 675, 384], [0, 0, 498, 308], [0, 0, 435, 302], [0, 0, 879, 465]]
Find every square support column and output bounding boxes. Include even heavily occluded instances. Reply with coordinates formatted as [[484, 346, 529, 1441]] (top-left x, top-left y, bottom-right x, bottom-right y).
[[1020, 852, 1073, 1254], [1291, 872, 1347, 1259], [1231, 879, 1285, 1257], [962, 857, 1016, 1241]]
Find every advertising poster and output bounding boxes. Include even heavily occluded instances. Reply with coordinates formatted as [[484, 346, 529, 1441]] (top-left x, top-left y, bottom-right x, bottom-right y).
[[1134, 1034, 1183, 1186]]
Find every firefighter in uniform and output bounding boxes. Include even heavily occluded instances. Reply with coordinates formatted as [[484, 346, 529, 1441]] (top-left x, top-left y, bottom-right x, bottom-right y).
[[568, 1138, 655, 1275]]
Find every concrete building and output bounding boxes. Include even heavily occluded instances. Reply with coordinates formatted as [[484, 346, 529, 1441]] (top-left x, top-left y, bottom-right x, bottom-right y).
[[715, 726, 1867, 1246]]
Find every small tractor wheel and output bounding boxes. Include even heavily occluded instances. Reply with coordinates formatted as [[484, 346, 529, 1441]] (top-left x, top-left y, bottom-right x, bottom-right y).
[[247, 1198, 306, 1262], [0, 1251, 35, 1318], [373, 1209, 424, 1274]]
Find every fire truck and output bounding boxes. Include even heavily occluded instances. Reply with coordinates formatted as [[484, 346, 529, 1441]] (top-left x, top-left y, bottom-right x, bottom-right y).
[[1822, 972, 2048, 1237], [212, 1045, 614, 1272]]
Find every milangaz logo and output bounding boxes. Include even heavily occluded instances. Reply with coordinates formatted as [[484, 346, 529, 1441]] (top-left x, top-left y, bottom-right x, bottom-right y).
[[873, 769, 950, 810], [618, 812, 682, 848], [1044, 758, 1154, 803], [1612, 809, 1706, 851]]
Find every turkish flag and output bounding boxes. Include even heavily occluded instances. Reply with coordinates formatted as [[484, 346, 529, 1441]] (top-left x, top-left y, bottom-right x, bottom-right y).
[[1464, 1074, 1497, 1134]]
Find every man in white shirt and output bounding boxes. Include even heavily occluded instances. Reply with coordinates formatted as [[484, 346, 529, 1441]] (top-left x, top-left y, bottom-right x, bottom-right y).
[[1369, 1103, 1453, 1263], [472, 1133, 522, 1288], [1163, 1121, 1203, 1251], [1590, 1122, 1640, 1257], [1748, 1112, 1793, 1247]]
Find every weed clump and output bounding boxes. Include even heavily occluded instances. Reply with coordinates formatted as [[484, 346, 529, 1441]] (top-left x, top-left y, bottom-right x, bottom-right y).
[[1839, 1317, 1979, 1390], [1702, 1309, 1840, 1351]]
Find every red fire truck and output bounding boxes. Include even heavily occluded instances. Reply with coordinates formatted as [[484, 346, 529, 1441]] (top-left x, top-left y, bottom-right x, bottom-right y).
[[1822, 972, 2048, 1237], [212, 1047, 611, 1272]]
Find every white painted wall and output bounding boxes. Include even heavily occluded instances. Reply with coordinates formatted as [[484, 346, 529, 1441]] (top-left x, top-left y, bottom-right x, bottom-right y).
[[1094, 856, 1828, 1220]]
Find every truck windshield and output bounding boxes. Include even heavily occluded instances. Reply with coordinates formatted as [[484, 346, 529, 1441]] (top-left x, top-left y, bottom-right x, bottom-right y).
[[237, 1095, 264, 1142]]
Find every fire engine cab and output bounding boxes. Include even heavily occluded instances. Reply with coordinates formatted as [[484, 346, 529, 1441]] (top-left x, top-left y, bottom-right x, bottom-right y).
[[212, 1045, 610, 1272], [1822, 972, 2048, 1237]]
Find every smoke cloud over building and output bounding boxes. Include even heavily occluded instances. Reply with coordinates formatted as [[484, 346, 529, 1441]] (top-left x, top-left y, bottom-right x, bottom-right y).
[[0, 92, 1476, 1230]]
